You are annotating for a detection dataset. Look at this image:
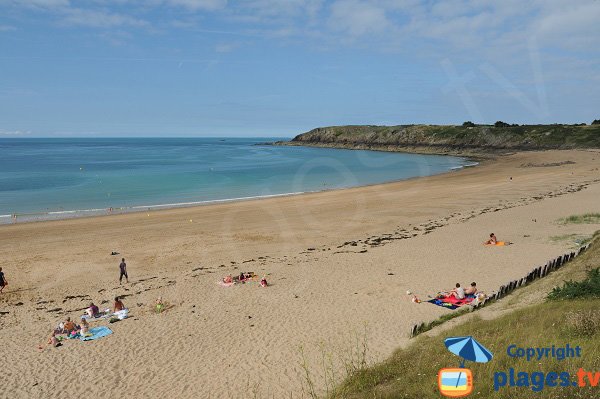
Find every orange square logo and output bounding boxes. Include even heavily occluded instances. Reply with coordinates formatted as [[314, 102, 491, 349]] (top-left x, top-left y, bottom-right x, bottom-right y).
[[438, 368, 473, 397]]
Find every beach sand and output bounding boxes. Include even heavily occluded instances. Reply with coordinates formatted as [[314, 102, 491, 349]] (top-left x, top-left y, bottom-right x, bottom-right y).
[[1, 149, 600, 398]]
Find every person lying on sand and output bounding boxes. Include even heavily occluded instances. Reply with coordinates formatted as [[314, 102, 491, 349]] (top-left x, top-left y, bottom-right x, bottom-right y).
[[260, 277, 268, 287], [465, 282, 478, 297], [48, 331, 61, 348], [86, 302, 100, 318], [449, 283, 465, 299], [113, 297, 125, 313], [236, 272, 256, 282], [484, 233, 498, 245], [223, 275, 233, 284]]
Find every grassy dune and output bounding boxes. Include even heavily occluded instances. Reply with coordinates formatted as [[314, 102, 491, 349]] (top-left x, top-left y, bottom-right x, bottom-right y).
[[558, 213, 600, 225], [329, 233, 600, 399]]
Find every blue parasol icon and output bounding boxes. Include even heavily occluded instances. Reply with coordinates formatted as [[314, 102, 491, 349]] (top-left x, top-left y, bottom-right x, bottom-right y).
[[444, 336, 493, 389], [445, 336, 493, 367]]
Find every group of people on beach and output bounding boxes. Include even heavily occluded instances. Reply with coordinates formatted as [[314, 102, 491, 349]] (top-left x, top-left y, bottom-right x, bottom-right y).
[[448, 282, 478, 300], [222, 272, 268, 287], [48, 296, 127, 348], [49, 259, 128, 347]]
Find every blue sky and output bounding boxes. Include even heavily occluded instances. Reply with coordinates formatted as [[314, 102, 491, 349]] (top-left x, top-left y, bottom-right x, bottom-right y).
[[0, 0, 599, 137]]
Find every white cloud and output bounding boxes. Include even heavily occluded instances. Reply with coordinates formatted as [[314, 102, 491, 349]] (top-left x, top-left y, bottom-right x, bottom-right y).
[[0, 0, 70, 8], [0, 129, 31, 136], [214, 42, 239, 53], [62, 8, 148, 28], [534, 2, 600, 50], [166, 0, 227, 11], [239, 0, 323, 18], [329, 0, 389, 37]]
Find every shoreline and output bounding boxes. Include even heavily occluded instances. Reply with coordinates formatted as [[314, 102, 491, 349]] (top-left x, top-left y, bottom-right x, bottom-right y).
[[1, 148, 477, 225], [274, 139, 505, 158], [2, 149, 600, 398]]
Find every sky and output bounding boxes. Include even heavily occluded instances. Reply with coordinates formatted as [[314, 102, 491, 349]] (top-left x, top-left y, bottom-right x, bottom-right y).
[[0, 0, 599, 137]]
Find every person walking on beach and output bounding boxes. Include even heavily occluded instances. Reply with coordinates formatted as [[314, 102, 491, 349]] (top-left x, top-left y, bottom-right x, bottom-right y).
[[119, 258, 129, 284], [0, 267, 6, 293]]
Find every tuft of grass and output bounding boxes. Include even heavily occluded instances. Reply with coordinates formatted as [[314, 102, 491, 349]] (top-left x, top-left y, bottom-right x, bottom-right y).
[[550, 234, 593, 248], [299, 325, 371, 399], [558, 213, 600, 225], [415, 308, 470, 335], [548, 268, 600, 300], [562, 310, 600, 338]]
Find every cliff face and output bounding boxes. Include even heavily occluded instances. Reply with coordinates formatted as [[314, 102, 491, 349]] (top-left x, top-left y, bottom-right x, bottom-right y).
[[285, 124, 600, 155]]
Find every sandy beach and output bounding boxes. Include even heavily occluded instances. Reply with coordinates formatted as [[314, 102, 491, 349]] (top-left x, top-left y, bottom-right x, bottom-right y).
[[2, 149, 600, 398]]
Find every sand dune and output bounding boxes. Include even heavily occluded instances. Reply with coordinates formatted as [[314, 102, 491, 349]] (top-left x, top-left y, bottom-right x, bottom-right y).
[[2, 149, 600, 398]]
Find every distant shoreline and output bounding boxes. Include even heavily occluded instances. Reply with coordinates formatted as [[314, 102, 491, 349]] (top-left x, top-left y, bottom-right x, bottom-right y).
[[280, 123, 600, 157], [274, 139, 496, 158]]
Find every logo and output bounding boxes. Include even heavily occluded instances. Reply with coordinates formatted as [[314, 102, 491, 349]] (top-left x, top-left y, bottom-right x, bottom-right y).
[[438, 336, 493, 398], [438, 368, 473, 397]]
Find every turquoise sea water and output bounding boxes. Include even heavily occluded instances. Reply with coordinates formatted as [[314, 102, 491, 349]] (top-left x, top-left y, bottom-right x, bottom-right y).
[[0, 138, 473, 223]]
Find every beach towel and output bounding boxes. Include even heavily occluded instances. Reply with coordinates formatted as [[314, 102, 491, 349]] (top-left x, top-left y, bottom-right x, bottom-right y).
[[239, 275, 260, 283], [80, 326, 113, 341], [114, 309, 129, 320], [484, 241, 506, 246], [428, 295, 474, 310], [81, 308, 112, 321]]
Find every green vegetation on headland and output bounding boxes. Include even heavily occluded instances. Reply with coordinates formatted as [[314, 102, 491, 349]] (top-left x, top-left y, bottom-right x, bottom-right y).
[[327, 232, 600, 399], [280, 122, 600, 156]]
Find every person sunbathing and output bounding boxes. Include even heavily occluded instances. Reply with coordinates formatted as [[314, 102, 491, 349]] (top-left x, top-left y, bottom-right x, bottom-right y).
[[484, 233, 498, 245], [63, 317, 77, 333], [80, 318, 90, 335], [449, 283, 465, 299], [465, 282, 478, 297], [223, 275, 233, 284], [48, 331, 61, 347], [113, 297, 125, 313], [260, 277, 268, 287], [86, 302, 100, 318]]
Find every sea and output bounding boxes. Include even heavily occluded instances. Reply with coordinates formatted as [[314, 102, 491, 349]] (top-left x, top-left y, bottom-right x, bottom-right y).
[[0, 138, 475, 223]]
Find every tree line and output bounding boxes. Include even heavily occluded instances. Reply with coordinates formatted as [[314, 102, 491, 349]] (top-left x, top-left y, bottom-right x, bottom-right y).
[[461, 120, 599, 127]]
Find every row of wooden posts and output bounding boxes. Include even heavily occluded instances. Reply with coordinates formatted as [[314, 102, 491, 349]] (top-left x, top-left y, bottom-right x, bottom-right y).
[[409, 244, 591, 338]]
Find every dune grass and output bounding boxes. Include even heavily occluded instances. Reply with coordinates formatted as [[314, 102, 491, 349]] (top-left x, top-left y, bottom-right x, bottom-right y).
[[550, 234, 593, 248], [328, 235, 600, 399], [558, 213, 600, 225]]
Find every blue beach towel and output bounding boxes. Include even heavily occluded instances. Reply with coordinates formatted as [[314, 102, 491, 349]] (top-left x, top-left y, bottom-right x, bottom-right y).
[[80, 326, 113, 341], [427, 299, 460, 310]]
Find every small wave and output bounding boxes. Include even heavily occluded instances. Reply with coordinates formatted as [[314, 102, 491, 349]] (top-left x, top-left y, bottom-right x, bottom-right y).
[[128, 192, 308, 210], [450, 162, 479, 170], [1, 192, 313, 224]]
